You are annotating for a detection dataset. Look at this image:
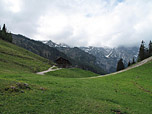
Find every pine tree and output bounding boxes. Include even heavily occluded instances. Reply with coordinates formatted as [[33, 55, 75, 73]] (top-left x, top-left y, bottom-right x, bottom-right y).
[[116, 58, 125, 71], [128, 61, 131, 67], [6, 32, 13, 43], [138, 40, 145, 61], [145, 48, 149, 58], [149, 41, 152, 56], [132, 57, 135, 64], [1, 24, 7, 40], [0, 24, 12, 43], [0, 25, 2, 39], [2, 24, 7, 33]]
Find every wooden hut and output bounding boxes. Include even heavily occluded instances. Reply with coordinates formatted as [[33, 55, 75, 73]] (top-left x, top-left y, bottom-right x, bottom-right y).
[[55, 57, 71, 68]]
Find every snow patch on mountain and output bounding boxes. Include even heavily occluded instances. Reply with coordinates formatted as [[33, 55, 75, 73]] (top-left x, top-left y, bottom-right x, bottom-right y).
[[42, 40, 139, 73]]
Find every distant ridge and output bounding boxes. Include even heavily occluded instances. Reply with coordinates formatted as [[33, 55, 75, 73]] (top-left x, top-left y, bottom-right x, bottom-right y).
[[44, 40, 139, 73], [12, 34, 105, 74]]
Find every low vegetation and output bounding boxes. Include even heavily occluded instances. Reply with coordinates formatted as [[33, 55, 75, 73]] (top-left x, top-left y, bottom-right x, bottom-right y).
[[46, 68, 98, 78], [0, 24, 12, 43], [0, 39, 52, 73], [0, 39, 152, 114]]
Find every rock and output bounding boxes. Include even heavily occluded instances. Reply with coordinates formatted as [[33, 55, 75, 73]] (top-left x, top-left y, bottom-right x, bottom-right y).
[[16, 83, 31, 89], [20, 90, 24, 93], [10, 86, 19, 92], [5, 88, 9, 91], [40, 87, 46, 91]]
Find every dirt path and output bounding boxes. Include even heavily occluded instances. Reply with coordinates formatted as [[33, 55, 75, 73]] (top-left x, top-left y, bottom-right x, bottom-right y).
[[84, 56, 152, 79], [36, 56, 152, 77], [36, 65, 62, 75]]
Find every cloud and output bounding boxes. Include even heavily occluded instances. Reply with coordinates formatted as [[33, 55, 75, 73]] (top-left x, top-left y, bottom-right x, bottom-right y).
[[0, 0, 152, 47]]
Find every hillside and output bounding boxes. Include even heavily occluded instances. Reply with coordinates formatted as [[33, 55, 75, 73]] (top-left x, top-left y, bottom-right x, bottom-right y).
[[12, 34, 69, 61], [0, 39, 52, 73], [44, 40, 138, 73], [12, 34, 105, 74], [57, 47, 106, 74], [0, 39, 151, 114]]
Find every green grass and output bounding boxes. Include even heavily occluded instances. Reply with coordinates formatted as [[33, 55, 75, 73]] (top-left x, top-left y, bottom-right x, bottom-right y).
[[0, 39, 52, 73], [0, 39, 152, 114], [46, 68, 98, 78], [52, 66, 58, 69]]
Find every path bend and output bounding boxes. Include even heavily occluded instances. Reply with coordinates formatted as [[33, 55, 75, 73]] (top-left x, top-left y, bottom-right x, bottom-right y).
[[83, 56, 152, 79]]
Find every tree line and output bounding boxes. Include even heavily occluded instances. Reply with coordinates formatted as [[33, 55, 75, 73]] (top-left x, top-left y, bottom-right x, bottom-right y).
[[117, 40, 152, 71], [0, 24, 12, 43], [138, 40, 152, 61]]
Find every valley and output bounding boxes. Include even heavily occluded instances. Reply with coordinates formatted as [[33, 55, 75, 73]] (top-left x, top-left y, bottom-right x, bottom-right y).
[[0, 38, 152, 114], [1, 0, 152, 113], [44, 40, 139, 73]]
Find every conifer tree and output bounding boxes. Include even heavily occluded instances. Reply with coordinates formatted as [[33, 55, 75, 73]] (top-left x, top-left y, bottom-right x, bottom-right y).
[[128, 61, 131, 67], [0, 25, 1, 39], [0, 24, 12, 42], [7, 32, 13, 43], [138, 40, 145, 61], [1, 24, 7, 40], [2, 24, 7, 33], [145, 48, 149, 58], [149, 41, 152, 56], [132, 57, 135, 64], [116, 58, 125, 71]]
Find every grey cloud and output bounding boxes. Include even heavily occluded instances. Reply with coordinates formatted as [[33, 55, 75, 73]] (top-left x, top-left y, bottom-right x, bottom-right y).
[[0, 0, 152, 47]]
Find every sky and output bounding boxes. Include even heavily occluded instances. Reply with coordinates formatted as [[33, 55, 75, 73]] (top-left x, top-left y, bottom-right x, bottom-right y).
[[0, 0, 152, 47]]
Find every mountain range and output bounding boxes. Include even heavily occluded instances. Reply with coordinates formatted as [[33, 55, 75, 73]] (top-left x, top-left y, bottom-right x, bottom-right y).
[[44, 40, 139, 73], [12, 34, 105, 74], [12, 33, 139, 74]]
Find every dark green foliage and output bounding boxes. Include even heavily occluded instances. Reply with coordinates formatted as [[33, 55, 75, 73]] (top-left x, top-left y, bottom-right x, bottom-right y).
[[132, 57, 135, 64], [128, 58, 136, 67], [128, 61, 131, 67], [138, 40, 145, 61], [116, 58, 125, 71], [138, 40, 152, 62], [145, 48, 149, 58], [149, 41, 152, 56], [2, 24, 6, 32], [0, 24, 12, 43]]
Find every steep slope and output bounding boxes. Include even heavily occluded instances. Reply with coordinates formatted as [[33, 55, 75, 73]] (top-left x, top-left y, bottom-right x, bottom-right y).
[[12, 34, 69, 61], [0, 39, 52, 74]]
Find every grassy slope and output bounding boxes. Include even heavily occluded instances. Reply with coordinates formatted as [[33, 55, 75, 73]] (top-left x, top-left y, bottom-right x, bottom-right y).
[[0, 39, 52, 74], [46, 68, 98, 78], [0, 39, 152, 114]]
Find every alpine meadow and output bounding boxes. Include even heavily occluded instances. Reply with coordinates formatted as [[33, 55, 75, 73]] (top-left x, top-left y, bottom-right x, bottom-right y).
[[0, 0, 152, 114]]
